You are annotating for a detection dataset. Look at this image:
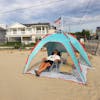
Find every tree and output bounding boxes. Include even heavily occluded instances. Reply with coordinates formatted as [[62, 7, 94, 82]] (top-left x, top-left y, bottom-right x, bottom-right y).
[[82, 29, 90, 39], [75, 29, 90, 40]]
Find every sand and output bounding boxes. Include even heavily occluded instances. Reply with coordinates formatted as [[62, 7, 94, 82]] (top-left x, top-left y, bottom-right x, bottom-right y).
[[0, 50, 100, 100]]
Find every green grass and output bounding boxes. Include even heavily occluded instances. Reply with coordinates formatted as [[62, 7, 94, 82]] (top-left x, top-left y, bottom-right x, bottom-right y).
[[0, 42, 35, 49]]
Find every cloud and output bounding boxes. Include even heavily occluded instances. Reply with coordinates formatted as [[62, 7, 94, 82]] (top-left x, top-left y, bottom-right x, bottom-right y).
[[0, 0, 100, 32], [0, 0, 88, 19], [63, 15, 100, 24]]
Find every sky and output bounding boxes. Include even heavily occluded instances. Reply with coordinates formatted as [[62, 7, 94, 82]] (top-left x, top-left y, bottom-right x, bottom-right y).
[[0, 0, 100, 32]]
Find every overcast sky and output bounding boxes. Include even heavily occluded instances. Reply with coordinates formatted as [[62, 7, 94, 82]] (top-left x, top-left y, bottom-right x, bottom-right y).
[[0, 0, 100, 32]]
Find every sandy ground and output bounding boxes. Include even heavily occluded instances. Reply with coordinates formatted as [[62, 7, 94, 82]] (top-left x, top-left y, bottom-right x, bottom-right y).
[[0, 50, 100, 100]]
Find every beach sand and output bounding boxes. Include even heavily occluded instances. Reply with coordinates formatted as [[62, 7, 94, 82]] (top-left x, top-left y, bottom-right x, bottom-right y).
[[0, 50, 100, 100]]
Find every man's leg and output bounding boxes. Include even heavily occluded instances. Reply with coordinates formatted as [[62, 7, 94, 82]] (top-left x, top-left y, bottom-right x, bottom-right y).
[[37, 62, 51, 75]]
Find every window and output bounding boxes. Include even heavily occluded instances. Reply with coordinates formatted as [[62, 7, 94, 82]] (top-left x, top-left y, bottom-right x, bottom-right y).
[[27, 28, 32, 32], [36, 27, 41, 30], [21, 28, 25, 34], [36, 27, 41, 34], [21, 28, 25, 31], [42, 26, 44, 30], [13, 29, 17, 34]]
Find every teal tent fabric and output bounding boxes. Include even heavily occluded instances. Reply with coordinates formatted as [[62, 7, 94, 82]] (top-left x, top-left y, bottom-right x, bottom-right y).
[[45, 42, 66, 55], [24, 32, 91, 83], [67, 34, 91, 66]]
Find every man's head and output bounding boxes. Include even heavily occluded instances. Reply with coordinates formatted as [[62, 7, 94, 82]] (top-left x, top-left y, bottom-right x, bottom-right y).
[[52, 50, 61, 56]]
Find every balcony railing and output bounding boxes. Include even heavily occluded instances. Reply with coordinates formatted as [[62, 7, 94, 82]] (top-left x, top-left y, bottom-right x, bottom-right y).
[[7, 31, 33, 35], [36, 30, 46, 34], [6, 30, 47, 36]]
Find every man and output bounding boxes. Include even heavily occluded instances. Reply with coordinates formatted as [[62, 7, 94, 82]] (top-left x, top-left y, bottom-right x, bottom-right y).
[[35, 50, 61, 76]]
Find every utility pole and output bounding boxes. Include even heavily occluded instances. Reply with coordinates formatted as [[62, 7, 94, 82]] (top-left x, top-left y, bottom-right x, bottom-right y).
[[95, 40, 99, 55], [68, 24, 70, 34], [61, 16, 64, 31]]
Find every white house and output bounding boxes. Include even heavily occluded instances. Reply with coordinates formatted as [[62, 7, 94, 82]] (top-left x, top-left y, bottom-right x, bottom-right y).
[[6, 22, 50, 44], [0, 27, 6, 43]]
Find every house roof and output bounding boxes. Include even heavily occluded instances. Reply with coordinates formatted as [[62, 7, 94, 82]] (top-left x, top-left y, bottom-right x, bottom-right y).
[[23, 23, 50, 27], [0, 27, 6, 31], [7, 22, 50, 29]]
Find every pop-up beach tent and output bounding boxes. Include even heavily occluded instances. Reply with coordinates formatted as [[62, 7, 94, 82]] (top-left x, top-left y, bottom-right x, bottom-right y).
[[24, 32, 91, 84]]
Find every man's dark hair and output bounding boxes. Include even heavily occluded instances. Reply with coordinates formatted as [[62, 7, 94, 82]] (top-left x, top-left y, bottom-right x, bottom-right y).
[[52, 49, 61, 56]]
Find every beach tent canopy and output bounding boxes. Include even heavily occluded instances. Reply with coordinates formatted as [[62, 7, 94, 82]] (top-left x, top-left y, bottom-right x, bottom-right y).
[[24, 32, 91, 84]]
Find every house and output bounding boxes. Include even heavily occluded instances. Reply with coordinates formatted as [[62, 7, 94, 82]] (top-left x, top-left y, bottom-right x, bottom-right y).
[[0, 27, 6, 43], [6, 22, 51, 44], [96, 27, 100, 40]]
